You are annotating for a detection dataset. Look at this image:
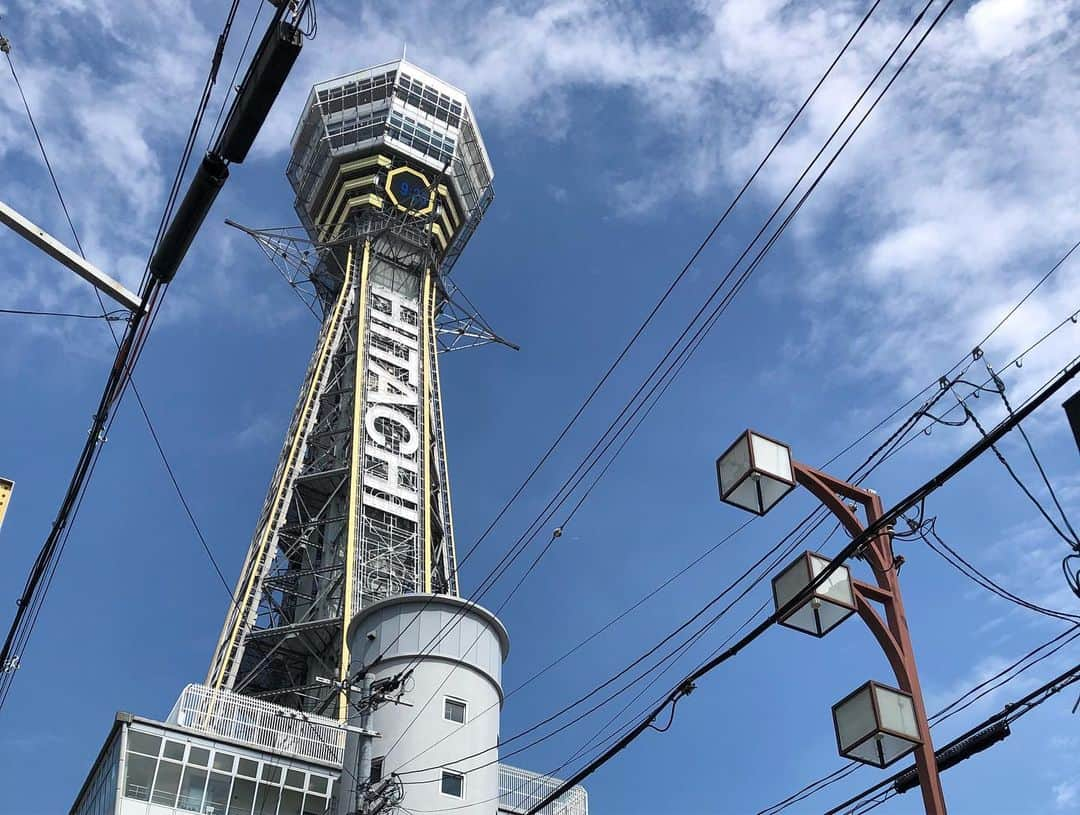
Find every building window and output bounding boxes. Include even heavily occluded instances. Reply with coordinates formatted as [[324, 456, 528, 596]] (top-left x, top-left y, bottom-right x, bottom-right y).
[[370, 757, 384, 782], [444, 697, 466, 724], [440, 770, 465, 798]]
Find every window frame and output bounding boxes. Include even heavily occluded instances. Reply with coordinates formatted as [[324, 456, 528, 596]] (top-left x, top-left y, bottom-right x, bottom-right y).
[[439, 769, 465, 799], [443, 696, 467, 725]]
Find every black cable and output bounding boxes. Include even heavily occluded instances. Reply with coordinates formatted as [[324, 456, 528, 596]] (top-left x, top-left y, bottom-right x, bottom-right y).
[[454, 0, 887, 575], [824, 656, 1080, 815], [985, 357, 1080, 543], [915, 518, 1080, 623], [0, 1, 244, 712], [2, 34, 86, 257], [371, 0, 892, 683], [0, 307, 128, 320], [381, 0, 938, 698], [954, 395, 1078, 548], [522, 351, 1079, 815]]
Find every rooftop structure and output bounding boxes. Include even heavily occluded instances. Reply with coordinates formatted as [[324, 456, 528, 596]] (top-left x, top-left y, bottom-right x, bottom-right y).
[[70, 686, 588, 815]]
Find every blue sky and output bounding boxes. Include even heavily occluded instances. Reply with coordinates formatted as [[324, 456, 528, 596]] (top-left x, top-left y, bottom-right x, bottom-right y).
[[1, 1, 1079, 813]]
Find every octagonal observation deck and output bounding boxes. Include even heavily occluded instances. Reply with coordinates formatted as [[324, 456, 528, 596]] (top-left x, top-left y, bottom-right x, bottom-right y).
[[286, 59, 494, 272]]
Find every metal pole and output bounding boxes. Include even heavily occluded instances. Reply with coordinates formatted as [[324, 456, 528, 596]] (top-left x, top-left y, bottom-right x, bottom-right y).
[[793, 463, 947, 814], [358, 672, 374, 798]]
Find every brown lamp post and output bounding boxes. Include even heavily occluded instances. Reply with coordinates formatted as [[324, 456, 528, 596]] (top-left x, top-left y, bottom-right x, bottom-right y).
[[716, 430, 947, 815]]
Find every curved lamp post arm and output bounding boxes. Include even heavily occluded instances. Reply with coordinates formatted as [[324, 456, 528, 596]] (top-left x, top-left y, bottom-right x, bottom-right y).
[[789, 458, 948, 815]]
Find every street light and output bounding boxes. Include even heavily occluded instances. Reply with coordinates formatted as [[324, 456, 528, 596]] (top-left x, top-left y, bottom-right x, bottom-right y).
[[715, 430, 795, 515], [832, 680, 921, 768], [716, 429, 948, 814], [771, 551, 856, 637]]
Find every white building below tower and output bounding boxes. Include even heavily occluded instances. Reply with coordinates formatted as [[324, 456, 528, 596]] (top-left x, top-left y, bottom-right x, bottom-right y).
[[69, 683, 587, 815]]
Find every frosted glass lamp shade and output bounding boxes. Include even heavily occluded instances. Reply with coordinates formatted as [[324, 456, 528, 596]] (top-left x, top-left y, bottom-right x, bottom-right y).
[[772, 551, 856, 637], [832, 681, 921, 768], [716, 431, 795, 515]]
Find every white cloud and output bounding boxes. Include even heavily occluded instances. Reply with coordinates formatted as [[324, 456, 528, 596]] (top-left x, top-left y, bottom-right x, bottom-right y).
[[3, 0, 1079, 397], [1054, 779, 1079, 810]]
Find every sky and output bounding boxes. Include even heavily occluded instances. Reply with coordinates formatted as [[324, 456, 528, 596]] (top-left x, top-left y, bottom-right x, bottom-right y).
[[1, 0, 1079, 813]]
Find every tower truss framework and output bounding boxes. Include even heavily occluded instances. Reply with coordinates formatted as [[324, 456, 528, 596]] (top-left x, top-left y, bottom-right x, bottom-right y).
[[207, 60, 504, 717]]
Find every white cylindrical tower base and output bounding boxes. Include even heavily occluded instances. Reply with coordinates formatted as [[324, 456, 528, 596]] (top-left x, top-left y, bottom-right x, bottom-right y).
[[344, 594, 510, 814]]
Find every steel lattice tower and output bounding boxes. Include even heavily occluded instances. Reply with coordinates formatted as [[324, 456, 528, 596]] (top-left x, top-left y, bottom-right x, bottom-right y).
[[207, 60, 504, 717]]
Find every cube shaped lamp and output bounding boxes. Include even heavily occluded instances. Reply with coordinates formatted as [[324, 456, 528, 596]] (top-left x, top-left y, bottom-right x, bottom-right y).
[[832, 681, 921, 767], [772, 551, 856, 637], [716, 431, 796, 515]]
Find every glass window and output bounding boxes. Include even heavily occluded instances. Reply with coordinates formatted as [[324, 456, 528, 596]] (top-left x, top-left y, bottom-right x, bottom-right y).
[[237, 758, 259, 778], [124, 752, 156, 801], [229, 777, 257, 815], [214, 752, 236, 772], [307, 775, 328, 795], [280, 787, 304, 815], [253, 782, 281, 815], [285, 770, 305, 789], [128, 731, 162, 756], [205, 771, 233, 815], [151, 760, 182, 807], [369, 758, 383, 783], [444, 698, 466, 724], [178, 765, 208, 811], [189, 746, 211, 766], [301, 793, 328, 815], [261, 764, 282, 783], [164, 740, 186, 760], [440, 770, 464, 798]]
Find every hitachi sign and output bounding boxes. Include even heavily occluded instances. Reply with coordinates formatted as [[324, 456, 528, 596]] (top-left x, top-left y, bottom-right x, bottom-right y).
[[362, 283, 422, 528]]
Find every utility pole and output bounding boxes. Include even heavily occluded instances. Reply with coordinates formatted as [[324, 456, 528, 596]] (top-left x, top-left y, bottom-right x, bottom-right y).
[[319, 670, 410, 815]]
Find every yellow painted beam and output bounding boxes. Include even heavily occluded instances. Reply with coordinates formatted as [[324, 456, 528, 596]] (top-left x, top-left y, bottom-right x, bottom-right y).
[[430, 292, 457, 595], [211, 242, 356, 691], [421, 271, 433, 594], [340, 240, 371, 717], [317, 173, 379, 228], [437, 185, 461, 227], [431, 223, 449, 251]]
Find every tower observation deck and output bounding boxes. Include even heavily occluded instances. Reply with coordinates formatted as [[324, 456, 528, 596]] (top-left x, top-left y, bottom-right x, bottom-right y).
[[207, 60, 496, 717]]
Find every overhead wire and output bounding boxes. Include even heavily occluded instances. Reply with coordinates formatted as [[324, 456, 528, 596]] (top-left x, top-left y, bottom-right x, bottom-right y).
[[823, 654, 1080, 815], [0, 307, 128, 320], [366, 0, 896, 681], [376, 0, 945, 727], [390, 248, 1080, 794], [452, 0, 888, 576], [519, 350, 1080, 814], [0, 0, 249, 710]]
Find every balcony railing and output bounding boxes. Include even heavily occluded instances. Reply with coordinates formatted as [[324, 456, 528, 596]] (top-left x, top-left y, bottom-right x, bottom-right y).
[[167, 684, 345, 766], [498, 764, 588, 815]]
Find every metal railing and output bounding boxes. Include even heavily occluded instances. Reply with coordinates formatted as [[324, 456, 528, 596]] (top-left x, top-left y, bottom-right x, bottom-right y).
[[168, 684, 345, 766], [498, 764, 588, 815]]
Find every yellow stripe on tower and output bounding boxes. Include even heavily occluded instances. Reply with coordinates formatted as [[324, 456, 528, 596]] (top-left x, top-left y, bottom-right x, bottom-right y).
[[421, 270, 433, 594], [340, 240, 371, 717], [212, 242, 356, 691]]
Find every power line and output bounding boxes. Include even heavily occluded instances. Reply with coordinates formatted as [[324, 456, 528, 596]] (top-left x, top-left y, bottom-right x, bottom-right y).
[[453, 0, 888, 575], [0, 307, 128, 320], [390, 266, 1080, 790], [0, 0, 248, 710], [379, 0, 944, 718], [389, 303, 1071, 781], [368, 0, 893, 685], [521, 353, 1080, 814], [824, 655, 1080, 814], [914, 517, 1080, 623], [758, 622, 1080, 813]]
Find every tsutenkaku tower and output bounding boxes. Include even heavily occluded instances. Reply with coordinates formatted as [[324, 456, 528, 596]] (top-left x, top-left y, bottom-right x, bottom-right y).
[[207, 60, 498, 717]]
